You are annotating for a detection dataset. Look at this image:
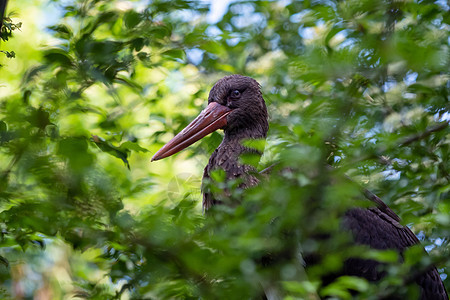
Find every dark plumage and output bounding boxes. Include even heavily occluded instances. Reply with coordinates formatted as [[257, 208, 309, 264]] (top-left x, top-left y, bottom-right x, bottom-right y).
[[152, 74, 448, 299], [202, 75, 268, 209], [343, 207, 446, 299], [0, 0, 8, 30]]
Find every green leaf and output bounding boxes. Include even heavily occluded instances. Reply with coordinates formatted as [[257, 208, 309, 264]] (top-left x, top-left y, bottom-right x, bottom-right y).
[[283, 280, 320, 295], [119, 141, 149, 153], [58, 137, 93, 170], [162, 49, 185, 61], [321, 276, 369, 299], [43, 48, 73, 67], [124, 10, 142, 29], [47, 24, 73, 40], [131, 37, 145, 51], [91, 135, 130, 169], [241, 138, 266, 152], [0, 121, 6, 132], [325, 26, 344, 47], [28, 107, 52, 130]]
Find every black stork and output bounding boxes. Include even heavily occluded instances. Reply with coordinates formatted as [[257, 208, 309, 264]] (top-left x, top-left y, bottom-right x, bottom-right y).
[[152, 74, 448, 299]]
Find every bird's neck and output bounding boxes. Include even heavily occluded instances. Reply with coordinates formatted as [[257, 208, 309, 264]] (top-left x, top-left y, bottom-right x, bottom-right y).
[[202, 127, 267, 210], [219, 125, 268, 171], [210, 129, 266, 177], [223, 125, 267, 142]]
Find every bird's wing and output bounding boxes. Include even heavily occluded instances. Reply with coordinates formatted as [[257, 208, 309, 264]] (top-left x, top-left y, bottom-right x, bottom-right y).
[[344, 207, 417, 251], [343, 207, 448, 299]]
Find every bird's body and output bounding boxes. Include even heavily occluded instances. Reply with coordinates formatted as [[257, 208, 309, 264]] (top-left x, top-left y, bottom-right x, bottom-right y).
[[343, 207, 445, 299], [152, 75, 448, 299]]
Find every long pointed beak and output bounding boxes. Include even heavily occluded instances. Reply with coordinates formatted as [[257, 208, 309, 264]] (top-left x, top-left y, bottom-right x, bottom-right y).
[[151, 102, 233, 161]]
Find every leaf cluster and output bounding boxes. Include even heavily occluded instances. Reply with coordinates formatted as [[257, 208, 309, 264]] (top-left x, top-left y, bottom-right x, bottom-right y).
[[0, 0, 448, 299]]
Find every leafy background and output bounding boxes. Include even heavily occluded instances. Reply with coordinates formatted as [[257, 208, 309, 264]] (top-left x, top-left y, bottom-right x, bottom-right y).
[[0, 0, 448, 299]]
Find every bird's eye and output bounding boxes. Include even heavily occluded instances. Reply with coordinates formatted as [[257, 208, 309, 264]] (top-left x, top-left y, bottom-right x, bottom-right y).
[[231, 90, 241, 98]]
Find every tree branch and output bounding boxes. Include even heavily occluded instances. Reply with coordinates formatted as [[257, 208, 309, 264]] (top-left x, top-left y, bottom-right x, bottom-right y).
[[0, 0, 7, 34], [400, 121, 449, 147]]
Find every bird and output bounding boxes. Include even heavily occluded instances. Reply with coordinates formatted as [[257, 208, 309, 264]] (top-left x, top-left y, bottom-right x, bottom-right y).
[[151, 74, 448, 299]]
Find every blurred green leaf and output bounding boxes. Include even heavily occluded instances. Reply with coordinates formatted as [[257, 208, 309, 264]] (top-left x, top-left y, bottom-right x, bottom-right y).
[[91, 135, 129, 169], [0, 0, 448, 298]]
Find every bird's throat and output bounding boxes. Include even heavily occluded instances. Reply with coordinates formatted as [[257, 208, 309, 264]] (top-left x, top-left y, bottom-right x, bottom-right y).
[[202, 135, 264, 210]]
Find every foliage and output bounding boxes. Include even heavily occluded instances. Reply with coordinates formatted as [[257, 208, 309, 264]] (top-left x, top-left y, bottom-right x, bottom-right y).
[[0, 8, 21, 64], [0, 0, 448, 299]]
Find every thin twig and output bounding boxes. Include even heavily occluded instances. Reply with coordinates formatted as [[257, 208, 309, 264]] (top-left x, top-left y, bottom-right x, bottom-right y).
[[399, 121, 449, 147]]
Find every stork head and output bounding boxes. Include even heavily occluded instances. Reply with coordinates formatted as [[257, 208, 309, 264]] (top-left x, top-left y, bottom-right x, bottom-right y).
[[151, 75, 268, 161]]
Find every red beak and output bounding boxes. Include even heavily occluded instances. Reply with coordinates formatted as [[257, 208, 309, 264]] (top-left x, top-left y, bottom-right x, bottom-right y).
[[151, 102, 233, 161]]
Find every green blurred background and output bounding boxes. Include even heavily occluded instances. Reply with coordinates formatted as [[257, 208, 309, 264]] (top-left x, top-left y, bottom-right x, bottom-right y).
[[0, 0, 448, 299]]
